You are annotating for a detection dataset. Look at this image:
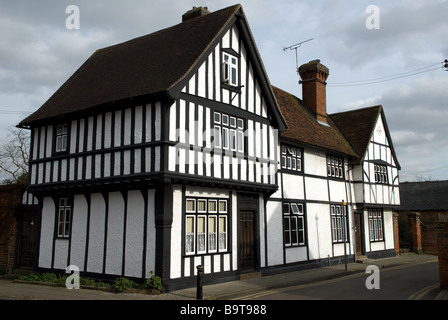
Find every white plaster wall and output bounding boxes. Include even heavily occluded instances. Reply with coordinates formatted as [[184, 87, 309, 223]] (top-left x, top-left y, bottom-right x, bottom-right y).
[[258, 194, 266, 268], [145, 189, 156, 275], [53, 240, 69, 269], [86, 193, 106, 273], [170, 186, 183, 279], [304, 149, 327, 176], [384, 209, 394, 250], [124, 190, 145, 278], [305, 177, 328, 202], [266, 201, 283, 266], [38, 197, 55, 268], [105, 192, 125, 275], [282, 174, 304, 200], [70, 194, 88, 271], [285, 246, 307, 264], [307, 203, 332, 260], [328, 180, 347, 203]]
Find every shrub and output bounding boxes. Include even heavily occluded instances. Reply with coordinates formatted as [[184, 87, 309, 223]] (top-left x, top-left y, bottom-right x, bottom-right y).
[[144, 271, 162, 292], [112, 277, 137, 292]]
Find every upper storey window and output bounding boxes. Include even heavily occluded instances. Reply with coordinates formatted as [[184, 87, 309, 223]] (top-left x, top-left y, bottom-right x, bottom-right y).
[[374, 164, 388, 184], [327, 155, 344, 179], [55, 124, 69, 153], [213, 112, 244, 152], [222, 51, 238, 87], [281, 145, 302, 172]]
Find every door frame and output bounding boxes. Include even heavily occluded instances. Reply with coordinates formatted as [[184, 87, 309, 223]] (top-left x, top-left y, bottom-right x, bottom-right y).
[[14, 206, 41, 269], [354, 211, 365, 256], [237, 193, 259, 273]]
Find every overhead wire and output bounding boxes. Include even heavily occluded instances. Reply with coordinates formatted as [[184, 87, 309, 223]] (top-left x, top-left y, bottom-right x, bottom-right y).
[[0, 109, 32, 115], [327, 61, 446, 87]]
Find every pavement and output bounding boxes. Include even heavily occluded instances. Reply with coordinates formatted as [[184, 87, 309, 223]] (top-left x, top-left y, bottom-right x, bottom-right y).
[[0, 253, 446, 300]]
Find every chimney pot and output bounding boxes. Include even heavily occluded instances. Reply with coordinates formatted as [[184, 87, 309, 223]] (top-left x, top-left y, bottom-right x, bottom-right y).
[[182, 7, 211, 22], [298, 59, 330, 123]]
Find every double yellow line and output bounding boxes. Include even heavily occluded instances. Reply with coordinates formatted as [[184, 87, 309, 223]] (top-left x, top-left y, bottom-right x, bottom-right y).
[[234, 272, 365, 300], [234, 259, 439, 300], [407, 283, 440, 300]]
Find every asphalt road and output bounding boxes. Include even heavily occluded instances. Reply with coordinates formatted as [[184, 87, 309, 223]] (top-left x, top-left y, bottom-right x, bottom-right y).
[[236, 261, 440, 300]]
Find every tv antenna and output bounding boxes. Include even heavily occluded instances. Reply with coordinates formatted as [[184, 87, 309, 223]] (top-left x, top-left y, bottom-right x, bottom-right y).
[[283, 38, 313, 74]]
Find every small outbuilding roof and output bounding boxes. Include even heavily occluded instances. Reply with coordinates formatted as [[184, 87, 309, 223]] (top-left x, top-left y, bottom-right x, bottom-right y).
[[398, 180, 448, 211]]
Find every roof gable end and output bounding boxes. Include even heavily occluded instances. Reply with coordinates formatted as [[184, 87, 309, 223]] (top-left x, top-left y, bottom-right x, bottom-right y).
[[19, 5, 242, 127]]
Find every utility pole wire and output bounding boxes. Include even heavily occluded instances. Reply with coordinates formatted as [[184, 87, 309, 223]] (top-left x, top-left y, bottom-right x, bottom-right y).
[[328, 65, 444, 87]]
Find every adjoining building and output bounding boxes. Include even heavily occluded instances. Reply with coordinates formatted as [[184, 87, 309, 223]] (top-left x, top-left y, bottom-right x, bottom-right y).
[[18, 5, 400, 291]]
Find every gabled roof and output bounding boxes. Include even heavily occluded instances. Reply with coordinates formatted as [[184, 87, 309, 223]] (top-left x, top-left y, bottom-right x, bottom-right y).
[[399, 181, 448, 211], [330, 105, 400, 168], [20, 5, 241, 126], [272, 86, 357, 158]]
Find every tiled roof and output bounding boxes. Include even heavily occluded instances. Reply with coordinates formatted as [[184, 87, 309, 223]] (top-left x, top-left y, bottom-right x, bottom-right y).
[[272, 86, 358, 158], [329, 105, 382, 162], [399, 181, 448, 211], [19, 5, 241, 126]]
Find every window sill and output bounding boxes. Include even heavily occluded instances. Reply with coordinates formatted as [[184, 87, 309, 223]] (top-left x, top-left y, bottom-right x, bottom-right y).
[[221, 83, 242, 93], [284, 244, 306, 248]]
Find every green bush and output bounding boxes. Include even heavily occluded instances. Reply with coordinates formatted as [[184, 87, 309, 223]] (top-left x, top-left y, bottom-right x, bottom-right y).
[[112, 277, 137, 292], [144, 271, 162, 292], [19, 272, 44, 282]]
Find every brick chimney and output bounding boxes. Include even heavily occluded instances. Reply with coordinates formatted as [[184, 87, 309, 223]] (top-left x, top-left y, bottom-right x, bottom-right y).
[[298, 60, 329, 123], [182, 7, 210, 22]]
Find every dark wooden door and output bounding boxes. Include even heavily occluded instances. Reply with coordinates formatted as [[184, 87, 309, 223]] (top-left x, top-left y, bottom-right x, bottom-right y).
[[17, 208, 40, 268], [239, 210, 255, 271], [354, 213, 363, 255]]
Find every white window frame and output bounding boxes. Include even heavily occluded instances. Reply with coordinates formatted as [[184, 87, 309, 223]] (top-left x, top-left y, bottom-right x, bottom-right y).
[[208, 215, 218, 253], [331, 204, 348, 243], [283, 202, 305, 247], [281, 145, 302, 172], [213, 111, 244, 153], [184, 198, 229, 255], [374, 164, 389, 184], [185, 215, 196, 254], [55, 124, 68, 153], [368, 208, 384, 241], [222, 52, 238, 86], [327, 155, 344, 179], [197, 215, 207, 254], [57, 197, 71, 238]]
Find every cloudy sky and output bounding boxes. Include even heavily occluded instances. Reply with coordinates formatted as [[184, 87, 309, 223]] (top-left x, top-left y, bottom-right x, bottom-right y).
[[1, 0, 447, 181]]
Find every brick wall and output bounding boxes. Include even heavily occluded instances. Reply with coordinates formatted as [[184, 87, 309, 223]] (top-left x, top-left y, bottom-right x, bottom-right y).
[[438, 223, 448, 289], [393, 213, 400, 255], [408, 212, 422, 252], [422, 225, 440, 254], [0, 184, 25, 272]]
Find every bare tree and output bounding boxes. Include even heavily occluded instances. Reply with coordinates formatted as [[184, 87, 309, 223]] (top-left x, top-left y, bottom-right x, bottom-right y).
[[0, 128, 30, 184]]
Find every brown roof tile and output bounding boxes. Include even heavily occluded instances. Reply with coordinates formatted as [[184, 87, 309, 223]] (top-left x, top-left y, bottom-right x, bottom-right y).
[[329, 105, 381, 162], [19, 5, 241, 126], [272, 86, 357, 157]]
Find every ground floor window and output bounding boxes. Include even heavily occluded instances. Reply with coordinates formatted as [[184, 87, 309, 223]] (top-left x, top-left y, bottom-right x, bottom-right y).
[[331, 204, 348, 243], [283, 202, 305, 246], [57, 197, 72, 238], [185, 198, 228, 255], [368, 208, 384, 241]]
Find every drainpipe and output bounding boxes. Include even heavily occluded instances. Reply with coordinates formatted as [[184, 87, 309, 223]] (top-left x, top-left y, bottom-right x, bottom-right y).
[[345, 164, 356, 262]]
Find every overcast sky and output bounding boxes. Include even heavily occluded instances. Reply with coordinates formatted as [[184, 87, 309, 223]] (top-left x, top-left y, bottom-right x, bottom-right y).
[[1, 0, 447, 181]]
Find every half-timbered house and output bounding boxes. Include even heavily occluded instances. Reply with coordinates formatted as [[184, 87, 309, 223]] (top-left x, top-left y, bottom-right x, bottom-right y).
[[18, 4, 400, 291]]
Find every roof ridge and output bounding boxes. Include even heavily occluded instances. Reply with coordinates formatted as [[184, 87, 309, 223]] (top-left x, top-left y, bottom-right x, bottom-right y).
[[19, 4, 242, 126], [330, 104, 382, 116]]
